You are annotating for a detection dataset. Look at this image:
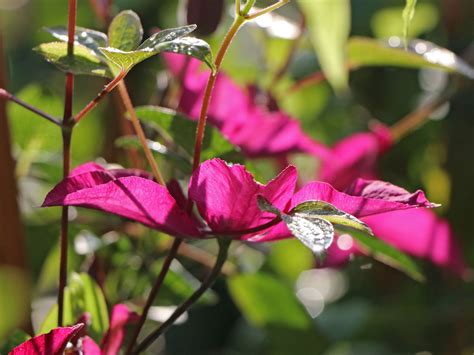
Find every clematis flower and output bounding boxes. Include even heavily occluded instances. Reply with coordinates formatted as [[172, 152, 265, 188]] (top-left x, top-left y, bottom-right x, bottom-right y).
[[9, 324, 84, 355], [315, 127, 467, 274], [43, 159, 435, 253], [163, 53, 331, 159]]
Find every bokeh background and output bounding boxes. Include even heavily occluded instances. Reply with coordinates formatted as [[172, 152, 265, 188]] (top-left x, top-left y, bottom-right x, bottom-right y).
[[0, 0, 473, 354]]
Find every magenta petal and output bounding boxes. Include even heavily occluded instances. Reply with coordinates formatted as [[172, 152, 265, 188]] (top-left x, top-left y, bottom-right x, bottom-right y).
[[363, 209, 466, 275], [82, 336, 101, 355], [345, 179, 436, 210], [9, 324, 84, 355], [188, 159, 297, 233], [320, 124, 393, 190], [101, 304, 138, 355], [42, 168, 202, 237]]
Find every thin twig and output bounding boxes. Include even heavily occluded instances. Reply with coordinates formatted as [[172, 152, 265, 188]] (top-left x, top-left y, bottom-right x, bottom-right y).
[[132, 239, 231, 354], [125, 238, 182, 355], [245, 0, 289, 20], [116, 80, 166, 185], [0, 89, 61, 126]]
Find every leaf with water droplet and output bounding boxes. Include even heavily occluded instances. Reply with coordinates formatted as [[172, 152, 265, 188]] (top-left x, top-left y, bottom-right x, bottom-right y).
[[290, 200, 373, 237], [155, 36, 216, 73], [138, 25, 197, 50], [45, 26, 108, 58], [34, 42, 112, 77], [281, 213, 334, 255], [108, 10, 143, 51], [348, 37, 474, 79]]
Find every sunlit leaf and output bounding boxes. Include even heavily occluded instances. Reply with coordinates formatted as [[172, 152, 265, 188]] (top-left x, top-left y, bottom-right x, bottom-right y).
[[290, 200, 373, 236], [108, 10, 143, 51], [228, 273, 312, 329], [156, 37, 215, 73], [134, 106, 243, 170], [138, 25, 197, 50], [39, 273, 109, 343], [34, 42, 112, 77], [298, 0, 351, 91], [402, 0, 418, 46], [45, 26, 108, 58], [348, 37, 474, 79], [350, 229, 425, 282], [99, 46, 156, 73]]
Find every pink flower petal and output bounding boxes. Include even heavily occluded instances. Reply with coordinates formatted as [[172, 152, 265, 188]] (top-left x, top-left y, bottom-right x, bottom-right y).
[[9, 324, 84, 355], [362, 209, 466, 275], [101, 304, 139, 355], [247, 179, 436, 242], [320, 124, 393, 190], [188, 159, 297, 233], [43, 164, 202, 238], [82, 336, 101, 355], [164, 53, 330, 158]]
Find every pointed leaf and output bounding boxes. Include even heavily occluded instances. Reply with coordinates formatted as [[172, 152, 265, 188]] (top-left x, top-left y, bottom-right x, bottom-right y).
[[349, 229, 425, 282], [34, 42, 112, 77], [99, 47, 155, 73], [402, 0, 418, 46], [281, 213, 334, 254], [156, 37, 215, 73], [134, 105, 243, 166], [348, 37, 474, 79], [290, 200, 373, 236], [298, 0, 350, 91], [45, 26, 108, 58], [108, 10, 143, 51], [138, 25, 197, 50]]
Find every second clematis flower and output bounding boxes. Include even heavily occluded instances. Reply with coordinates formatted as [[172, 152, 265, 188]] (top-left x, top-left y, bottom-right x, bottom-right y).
[[163, 53, 331, 159], [43, 159, 436, 255]]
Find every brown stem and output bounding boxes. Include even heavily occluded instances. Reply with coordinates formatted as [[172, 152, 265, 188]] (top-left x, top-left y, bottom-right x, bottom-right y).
[[74, 71, 126, 123], [125, 238, 182, 355], [116, 80, 166, 185], [390, 93, 453, 141], [58, 0, 77, 327], [0, 89, 61, 126], [132, 239, 231, 354]]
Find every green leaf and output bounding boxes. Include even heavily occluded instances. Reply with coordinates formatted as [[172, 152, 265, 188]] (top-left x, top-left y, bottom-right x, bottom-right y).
[[402, 0, 418, 46], [115, 135, 193, 173], [155, 36, 216, 73], [290, 200, 373, 236], [45, 26, 108, 58], [228, 273, 312, 329], [349, 229, 425, 282], [108, 10, 143, 51], [39, 273, 109, 343], [298, 0, 351, 91], [133, 106, 243, 171], [99, 47, 156, 73], [138, 25, 197, 50], [348, 37, 474, 79], [0, 329, 31, 354], [34, 41, 111, 77]]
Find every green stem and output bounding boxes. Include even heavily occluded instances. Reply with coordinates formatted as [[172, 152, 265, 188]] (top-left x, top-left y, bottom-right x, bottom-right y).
[[132, 239, 231, 354]]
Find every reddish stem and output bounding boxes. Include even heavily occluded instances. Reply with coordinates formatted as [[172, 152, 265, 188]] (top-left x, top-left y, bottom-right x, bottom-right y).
[[58, 0, 77, 327]]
